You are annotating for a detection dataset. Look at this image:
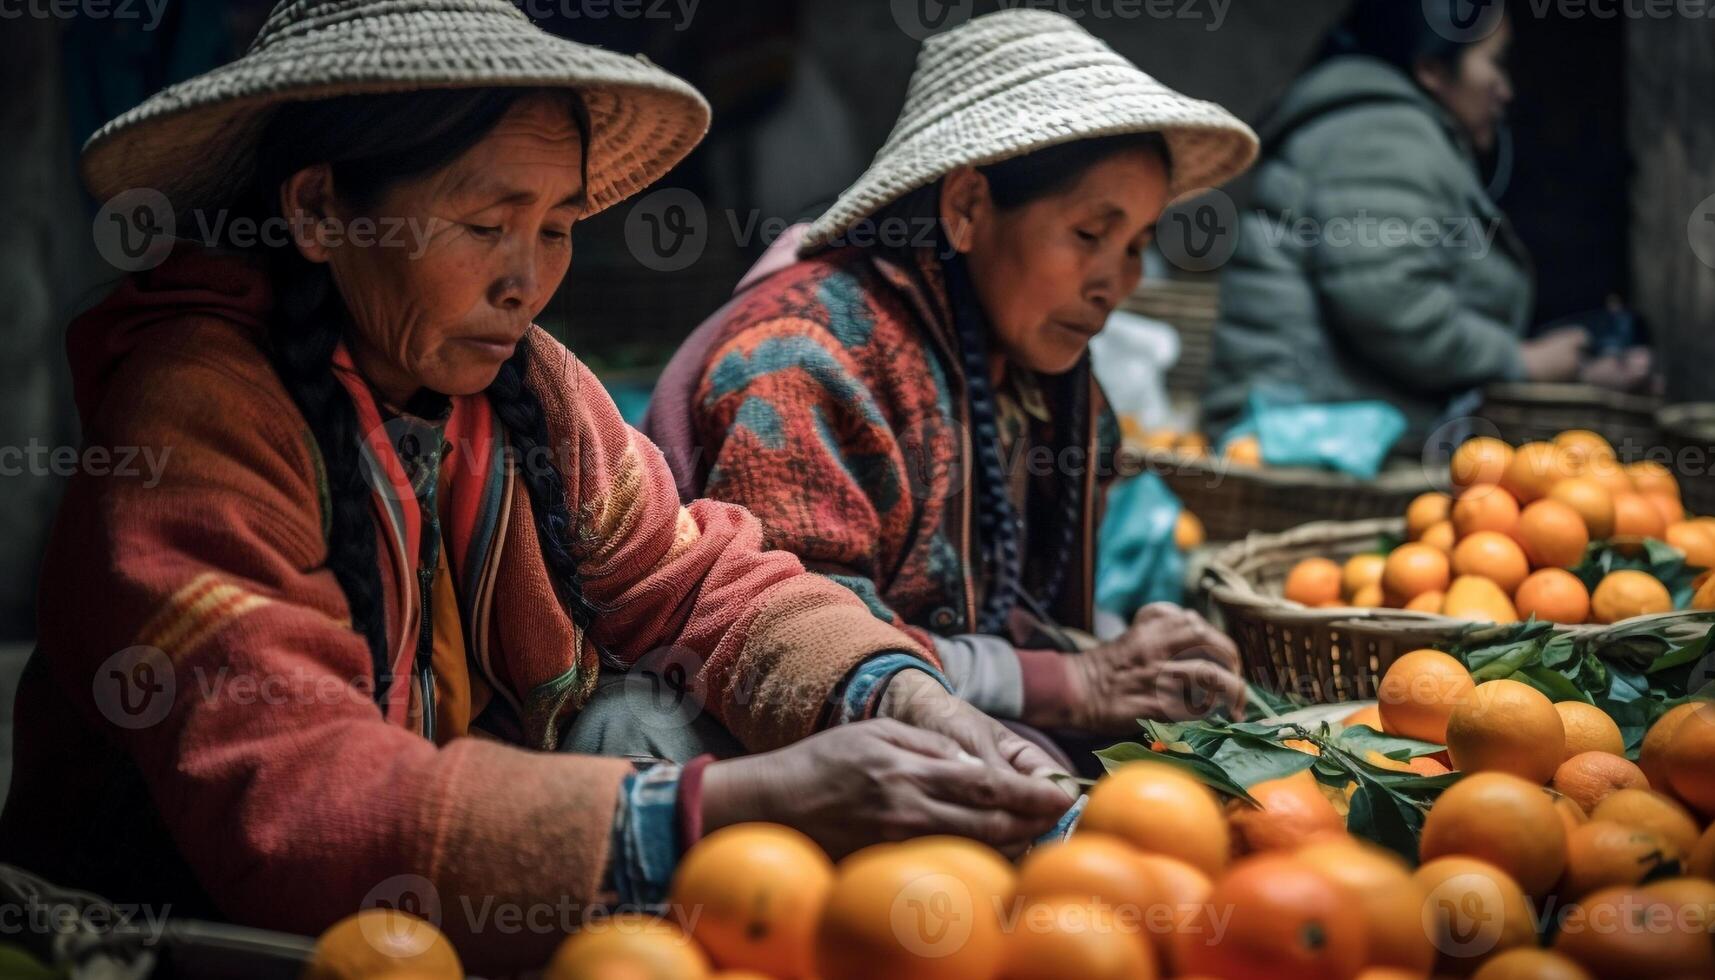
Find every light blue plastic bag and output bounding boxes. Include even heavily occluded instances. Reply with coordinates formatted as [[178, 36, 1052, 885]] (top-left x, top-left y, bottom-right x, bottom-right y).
[[1222, 391, 1407, 480], [1096, 472, 1187, 617]]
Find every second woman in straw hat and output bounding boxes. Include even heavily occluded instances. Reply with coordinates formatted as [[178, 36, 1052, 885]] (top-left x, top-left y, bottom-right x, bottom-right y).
[[648, 9, 1259, 762]]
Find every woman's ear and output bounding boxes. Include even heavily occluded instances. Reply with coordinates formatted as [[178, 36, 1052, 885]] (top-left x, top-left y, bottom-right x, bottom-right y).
[[279, 164, 339, 264], [938, 167, 990, 255], [1413, 57, 1453, 102]]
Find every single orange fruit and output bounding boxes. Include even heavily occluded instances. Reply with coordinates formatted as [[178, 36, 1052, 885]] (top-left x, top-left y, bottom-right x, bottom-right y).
[[1341, 704, 1382, 729], [1413, 857, 1536, 973], [1559, 821, 1678, 899], [1420, 771, 1569, 896], [1453, 437, 1516, 490], [1578, 453, 1636, 497], [1624, 460, 1681, 500], [1377, 649, 1474, 743], [1080, 762, 1229, 877], [1643, 877, 1715, 942], [1590, 570, 1673, 625], [1285, 557, 1344, 607], [1408, 492, 1454, 540], [1647, 493, 1687, 526], [1343, 553, 1388, 599], [1226, 434, 1263, 465], [1225, 770, 1347, 855], [1685, 823, 1715, 879], [1173, 853, 1366, 980], [1442, 574, 1521, 624], [1131, 853, 1211, 969], [1503, 443, 1578, 505], [1421, 521, 1457, 555], [305, 910, 463, 980], [902, 836, 1018, 906], [1693, 571, 1715, 610], [815, 846, 1004, 980], [1555, 430, 1616, 467], [1554, 884, 1715, 978], [1405, 589, 1446, 612], [1549, 478, 1617, 541], [1553, 703, 1626, 759], [547, 914, 708, 980], [1551, 752, 1649, 813], [1452, 532, 1532, 595], [999, 901, 1157, 980], [1383, 544, 1452, 604], [1515, 569, 1591, 624], [1589, 788, 1701, 858], [1350, 583, 1384, 608], [1446, 679, 1566, 784], [1473, 948, 1596, 980], [1297, 838, 1434, 975], [1610, 492, 1667, 549], [1661, 703, 1715, 818], [1454, 484, 1523, 539], [1516, 499, 1592, 570], [1017, 834, 1159, 914], [1639, 702, 1704, 800], [669, 823, 833, 977], [1664, 521, 1715, 569], [1283, 738, 1323, 756], [1176, 510, 1206, 551]]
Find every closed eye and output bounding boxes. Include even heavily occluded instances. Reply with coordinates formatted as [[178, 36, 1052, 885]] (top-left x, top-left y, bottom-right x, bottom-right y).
[[467, 223, 502, 239]]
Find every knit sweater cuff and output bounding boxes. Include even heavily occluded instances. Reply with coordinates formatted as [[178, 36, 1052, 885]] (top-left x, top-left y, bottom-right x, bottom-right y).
[[1017, 648, 1077, 719], [677, 754, 716, 851]]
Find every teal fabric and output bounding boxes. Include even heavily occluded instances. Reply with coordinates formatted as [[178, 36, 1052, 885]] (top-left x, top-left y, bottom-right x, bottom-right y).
[[1095, 473, 1187, 617], [1203, 56, 1534, 451]]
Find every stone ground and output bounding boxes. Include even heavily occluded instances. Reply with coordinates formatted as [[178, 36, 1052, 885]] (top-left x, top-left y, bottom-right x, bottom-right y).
[[0, 642, 29, 814]]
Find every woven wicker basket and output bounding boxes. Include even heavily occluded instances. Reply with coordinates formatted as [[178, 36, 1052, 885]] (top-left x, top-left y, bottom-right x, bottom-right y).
[[1126, 449, 1436, 545], [1478, 383, 1662, 458], [1202, 517, 1714, 703], [1658, 402, 1715, 520]]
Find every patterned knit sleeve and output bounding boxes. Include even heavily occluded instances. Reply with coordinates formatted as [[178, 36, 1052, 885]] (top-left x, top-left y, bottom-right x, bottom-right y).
[[522, 331, 936, 754]]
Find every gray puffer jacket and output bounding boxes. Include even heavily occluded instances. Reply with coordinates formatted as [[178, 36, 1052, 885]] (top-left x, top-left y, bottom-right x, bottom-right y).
[[1203, 56, 1533, 448]]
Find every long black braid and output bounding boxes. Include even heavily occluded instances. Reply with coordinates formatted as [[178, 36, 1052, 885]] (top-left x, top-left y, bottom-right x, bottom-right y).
[[486, 340, 604, 634]]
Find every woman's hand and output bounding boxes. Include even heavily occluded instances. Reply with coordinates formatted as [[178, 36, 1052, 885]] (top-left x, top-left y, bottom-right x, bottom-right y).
[[877, 668, 1072, 786], [699, 719, 1071, 858], [1520, 327, 1590, 383], [1031, 603, 1247, 734]]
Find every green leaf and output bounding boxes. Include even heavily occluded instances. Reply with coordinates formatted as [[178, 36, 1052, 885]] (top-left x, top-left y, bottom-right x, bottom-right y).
[[1345, 777, 1425, 863], [1335, 725, 1445, 759], [1512, 665, 1589, 703], [1210, 737, 1318, 789]]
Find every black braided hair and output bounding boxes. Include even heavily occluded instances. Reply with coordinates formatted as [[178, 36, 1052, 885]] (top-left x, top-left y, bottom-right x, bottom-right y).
[[236, 87, 593, 705], [863, 132, 1171, 633], [486, 338, 604, 633]]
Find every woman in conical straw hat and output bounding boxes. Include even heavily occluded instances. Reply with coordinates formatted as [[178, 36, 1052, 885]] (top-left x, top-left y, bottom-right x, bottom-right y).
[[649, 8, 1258, 759], [0, 1, 1072, 969]]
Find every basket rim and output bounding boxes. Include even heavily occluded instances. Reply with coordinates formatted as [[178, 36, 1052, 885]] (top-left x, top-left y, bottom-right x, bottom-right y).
[[1203, 517, 1715, 635], [1657, 401, 1715, 437], [1482, 381, 1662, 415]]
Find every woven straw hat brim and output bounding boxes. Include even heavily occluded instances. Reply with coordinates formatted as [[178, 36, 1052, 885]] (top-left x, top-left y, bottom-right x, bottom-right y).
[[801, 9, 1259, 253], [80, 0, 711, 218]]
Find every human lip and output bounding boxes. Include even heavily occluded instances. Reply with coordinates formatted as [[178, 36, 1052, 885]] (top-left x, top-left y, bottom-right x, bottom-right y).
[[1054, 319, 1104, 338], [457, 334, 521, 358]]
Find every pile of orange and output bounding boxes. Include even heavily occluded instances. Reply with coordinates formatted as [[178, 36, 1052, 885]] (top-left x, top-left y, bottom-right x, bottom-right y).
[[1282, 430, 1715, 625]]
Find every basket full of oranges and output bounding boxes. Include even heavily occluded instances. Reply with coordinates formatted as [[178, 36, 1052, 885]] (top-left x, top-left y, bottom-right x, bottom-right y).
[[1203, 428, 1715, 702]]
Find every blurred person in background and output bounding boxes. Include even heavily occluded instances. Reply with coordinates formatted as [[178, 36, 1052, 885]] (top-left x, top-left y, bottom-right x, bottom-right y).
[[1203, 0, 1653, 449], [648, 10, 1254, 764]]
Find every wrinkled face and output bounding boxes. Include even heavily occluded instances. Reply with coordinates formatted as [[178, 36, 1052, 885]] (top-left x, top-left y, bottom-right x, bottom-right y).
[[948, 149, 1172, 376], [285, 94, 585, 403], [1420, 18, 1514, 155]]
